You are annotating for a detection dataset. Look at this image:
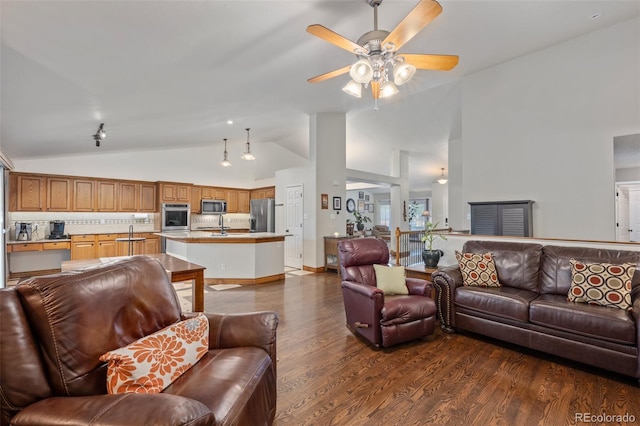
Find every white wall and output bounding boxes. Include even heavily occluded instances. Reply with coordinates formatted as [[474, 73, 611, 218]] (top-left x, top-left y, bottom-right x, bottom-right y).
[[458, 18, 640, 241], [12, 142, 307, 188], [616, 167, 640, 183]]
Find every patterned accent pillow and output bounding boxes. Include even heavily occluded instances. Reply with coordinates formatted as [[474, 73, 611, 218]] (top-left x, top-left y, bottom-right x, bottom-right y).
[[567, 259, 635, 311], [455, 251, 501, 287], [100, 313, 209, 394]]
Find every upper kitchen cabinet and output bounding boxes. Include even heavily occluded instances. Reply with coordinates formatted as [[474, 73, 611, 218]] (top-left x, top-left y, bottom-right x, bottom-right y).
[[139, 183, 157, 212], [117, 181, 138, 212], [10, 173, 46, 211], [225, 190, 239, 213], [250, 186, 275, 200], [238, 190, 250, 213], [46, 177, 72, 211], [158, 182, 192, 205], [96, 180, 117, 212], [73, 179, 95, 211], [191, 186, 202, 213]]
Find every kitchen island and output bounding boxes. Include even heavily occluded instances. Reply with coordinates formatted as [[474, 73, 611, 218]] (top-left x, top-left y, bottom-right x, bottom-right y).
[[156, 231, 288, 284]]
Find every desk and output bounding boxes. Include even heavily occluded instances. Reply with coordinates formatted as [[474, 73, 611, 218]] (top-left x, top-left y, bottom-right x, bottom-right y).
[[61, 254, 206, 312]]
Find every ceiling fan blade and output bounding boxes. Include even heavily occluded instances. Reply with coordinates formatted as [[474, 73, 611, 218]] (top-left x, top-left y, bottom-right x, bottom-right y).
[[307, 24, 362, 54], [371, 81, 380, 100], [307, 65, 351, 83], [401, 54, 459, 71], [383, 0, 442, 52]]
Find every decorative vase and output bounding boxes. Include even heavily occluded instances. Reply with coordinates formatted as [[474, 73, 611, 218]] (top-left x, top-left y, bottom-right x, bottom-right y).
[[422, 249, 443, 268], [357, 223, 365, 231]]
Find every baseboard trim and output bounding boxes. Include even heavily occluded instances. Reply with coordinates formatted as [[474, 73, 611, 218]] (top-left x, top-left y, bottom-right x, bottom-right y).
[[303, 265, 325, 273]]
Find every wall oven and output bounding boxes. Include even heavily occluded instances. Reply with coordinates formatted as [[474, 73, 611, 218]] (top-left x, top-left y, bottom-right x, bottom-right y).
[[161, 203, 190, 231]]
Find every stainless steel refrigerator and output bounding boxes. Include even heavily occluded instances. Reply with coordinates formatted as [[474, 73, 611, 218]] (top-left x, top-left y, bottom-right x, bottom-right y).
[[250, 198, 275, 233]]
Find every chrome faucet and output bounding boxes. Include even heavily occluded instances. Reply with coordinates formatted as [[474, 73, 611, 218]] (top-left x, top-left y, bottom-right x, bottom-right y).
[[219, 214, 226, 235]]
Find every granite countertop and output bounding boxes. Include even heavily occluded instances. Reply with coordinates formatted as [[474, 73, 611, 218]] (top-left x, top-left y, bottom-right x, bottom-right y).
[[156, 231, 290, 243]]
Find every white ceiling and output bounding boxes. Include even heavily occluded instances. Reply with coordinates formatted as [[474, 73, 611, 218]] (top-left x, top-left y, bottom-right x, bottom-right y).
[[2, 1, 638, 191]]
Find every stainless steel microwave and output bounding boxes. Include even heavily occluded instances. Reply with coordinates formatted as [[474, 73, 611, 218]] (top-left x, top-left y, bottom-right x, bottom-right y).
[[201, 199, 227, 214]]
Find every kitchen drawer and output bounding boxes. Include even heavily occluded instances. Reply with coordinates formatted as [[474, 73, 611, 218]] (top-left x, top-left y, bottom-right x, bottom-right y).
[[97, 234, 118, 241], [12, 243, 44, 252], [71, 235, 95, 242], [43, 241, 71, 250]]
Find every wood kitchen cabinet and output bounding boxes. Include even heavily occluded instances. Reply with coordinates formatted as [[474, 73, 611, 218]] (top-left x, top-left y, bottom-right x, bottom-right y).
[[96, 180, 117, 212], [140, 233, 160, 254], [118, 181, 138, 212], [191, 186, 202, 213], [116, 233, 145, 256], [212, 187, 226, 200], [238, 190, 250, 213], [73, 179, 95, 211], [201, 186, 216, 200], [158, 182, 191, 205], [46, 177, 72, 211], [10, 174, 46, 211], [226, 190, 239, 213], [250, 186, 275, 200], [139, 183, 157, 212], [71, 235, 96, 260], [97, 234, 118, 258]]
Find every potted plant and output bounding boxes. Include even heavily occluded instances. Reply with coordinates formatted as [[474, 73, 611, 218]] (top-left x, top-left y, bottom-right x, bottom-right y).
[[421, 221, 447, 268], [351, 210, 371, 231]]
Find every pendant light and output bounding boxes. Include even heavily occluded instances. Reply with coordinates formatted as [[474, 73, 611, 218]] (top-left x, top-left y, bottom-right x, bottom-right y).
[[93, 123, 106, 147], [221, 138, 232, 167], [437, 168, 448, 184], [241, 128, 255, 160]]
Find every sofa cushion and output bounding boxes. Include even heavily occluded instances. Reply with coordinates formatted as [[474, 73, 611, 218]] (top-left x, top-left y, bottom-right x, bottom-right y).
[[373, 264, 408, 295], [455, 251, 500, 287], [381, 295, 437, 326], [530, 294, 635, 345], [540, 245, 640, 295], [455, 286, 539, 322], [462, 241, 543, 292], [164, 347, 276, 426], [567, 259, 634, 311], [100, 314, 209, 394]]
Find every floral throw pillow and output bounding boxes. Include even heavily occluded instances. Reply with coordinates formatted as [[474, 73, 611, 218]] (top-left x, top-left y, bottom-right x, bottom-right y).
[[567, 259, 635, 311], [100, 313, 209, 394], [455, 251, 501, 287]]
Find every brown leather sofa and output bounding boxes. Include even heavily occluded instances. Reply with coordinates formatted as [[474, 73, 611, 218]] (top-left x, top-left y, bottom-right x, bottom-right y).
[[432, 240, 640, 384], [0, 256, 279, 425]]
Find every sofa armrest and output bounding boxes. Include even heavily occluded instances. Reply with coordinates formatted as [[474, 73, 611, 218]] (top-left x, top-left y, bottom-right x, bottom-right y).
[[194, 312, 278, 364], [406, 277, 432, 297], [431, 266, 463, 333], [11, 394, 214, 426], [341, 281, 384, 344], [341, 280, 384, 299]]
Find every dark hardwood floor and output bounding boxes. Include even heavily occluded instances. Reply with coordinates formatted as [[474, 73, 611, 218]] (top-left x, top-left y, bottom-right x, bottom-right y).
[[198, 271, 640, 426]]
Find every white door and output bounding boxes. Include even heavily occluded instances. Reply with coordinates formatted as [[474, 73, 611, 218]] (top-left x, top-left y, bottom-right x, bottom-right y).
[[285, 185, 303, 269], [616, 186, 630, 242], [629, 188, 640, 242]]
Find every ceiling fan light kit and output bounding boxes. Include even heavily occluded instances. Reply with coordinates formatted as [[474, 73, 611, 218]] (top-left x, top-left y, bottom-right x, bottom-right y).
[[306, 0, 458, 108]]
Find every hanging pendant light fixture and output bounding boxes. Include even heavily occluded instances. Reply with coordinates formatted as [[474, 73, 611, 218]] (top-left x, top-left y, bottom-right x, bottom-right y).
[[241, 128, 255, 160], [220, 138, 232, 167], [93, 123, 106, 147], [437, 168, 448, 184]]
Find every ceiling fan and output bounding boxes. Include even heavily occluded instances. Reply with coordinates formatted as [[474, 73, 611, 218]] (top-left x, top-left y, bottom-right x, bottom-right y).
[[307, 0, 458, 105]]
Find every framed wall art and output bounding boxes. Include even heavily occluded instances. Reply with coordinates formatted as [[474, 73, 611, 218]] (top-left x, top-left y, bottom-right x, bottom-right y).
[[333, 196, 342, 211], [321, 193, 328, 209]]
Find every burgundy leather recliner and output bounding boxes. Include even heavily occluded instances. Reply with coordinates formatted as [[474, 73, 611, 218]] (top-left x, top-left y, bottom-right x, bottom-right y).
[[338, 238, 437, 348], [0, 256, 279, 426]]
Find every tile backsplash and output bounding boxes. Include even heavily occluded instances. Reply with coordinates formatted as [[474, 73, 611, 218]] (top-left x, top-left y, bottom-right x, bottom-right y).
[[7, 211, 251, 241]]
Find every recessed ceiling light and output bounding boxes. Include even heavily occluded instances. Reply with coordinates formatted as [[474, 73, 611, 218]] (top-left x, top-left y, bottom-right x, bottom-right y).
[[226, 119, 233, 125], [589, 13, 602, 20]]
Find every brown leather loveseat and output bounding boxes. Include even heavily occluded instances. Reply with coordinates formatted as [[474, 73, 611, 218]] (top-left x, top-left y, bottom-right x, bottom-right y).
[[1, 256, 279, 425], [432, 240, 640, 384]]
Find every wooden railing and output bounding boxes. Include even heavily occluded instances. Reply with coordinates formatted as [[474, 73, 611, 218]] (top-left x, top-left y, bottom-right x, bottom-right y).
[[393, 227, 452, 266]]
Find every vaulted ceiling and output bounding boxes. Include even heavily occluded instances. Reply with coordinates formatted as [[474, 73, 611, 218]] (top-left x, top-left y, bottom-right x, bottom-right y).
[[2, 1, 638, 191]]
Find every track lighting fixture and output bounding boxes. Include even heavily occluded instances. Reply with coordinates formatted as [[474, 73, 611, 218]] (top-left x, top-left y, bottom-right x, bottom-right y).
[[241, 128, 255, 160], [93, 123, 106, 147], [221, 138, 232, 167]]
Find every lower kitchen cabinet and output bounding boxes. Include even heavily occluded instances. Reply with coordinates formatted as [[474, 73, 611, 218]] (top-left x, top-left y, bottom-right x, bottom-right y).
[[97, 234, 119, 258], [71, 235, 97, 260]]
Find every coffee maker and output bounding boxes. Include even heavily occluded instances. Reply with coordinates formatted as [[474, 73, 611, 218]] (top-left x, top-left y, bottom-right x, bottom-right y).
[[15, 222, 33, 241], [47, 221, 68, 239]]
